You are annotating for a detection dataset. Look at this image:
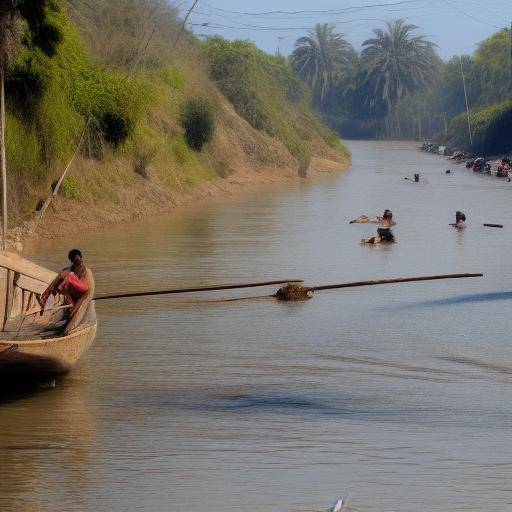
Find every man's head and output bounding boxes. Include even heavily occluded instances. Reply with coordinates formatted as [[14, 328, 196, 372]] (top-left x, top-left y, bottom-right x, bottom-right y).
[[68, 249, 83, 265]]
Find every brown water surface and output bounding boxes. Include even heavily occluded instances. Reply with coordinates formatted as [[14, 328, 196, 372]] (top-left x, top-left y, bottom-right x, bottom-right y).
[[2, 141, 512, 512]]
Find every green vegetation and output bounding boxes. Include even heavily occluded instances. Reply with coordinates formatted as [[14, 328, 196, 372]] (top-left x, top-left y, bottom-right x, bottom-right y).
[[180, 99, 215, 151], [290, 23, 356, 108], [447, 101, 512, 154], [205, 37, 341, 173], [289, 20, 439, 138], [289, 19, 510, 153], [0, 0, 348, 225]]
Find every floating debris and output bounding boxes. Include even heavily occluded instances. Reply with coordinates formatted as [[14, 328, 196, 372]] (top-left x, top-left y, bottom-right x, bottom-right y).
[[274, 283, 313, 301]]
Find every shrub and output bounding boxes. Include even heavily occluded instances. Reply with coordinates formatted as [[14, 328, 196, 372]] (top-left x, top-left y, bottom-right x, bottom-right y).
[[213, 159, 232, 178], [59, 176, 80, 199], [161, 67, 185, 90], [180, 99, 215, 151], [133, 141, 157, 179], [171, 137, 191, 164], [447, 100, 512, 154]]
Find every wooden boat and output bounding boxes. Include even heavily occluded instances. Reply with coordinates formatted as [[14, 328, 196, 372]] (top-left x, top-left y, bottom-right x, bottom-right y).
[[0, 251, 97, 376]]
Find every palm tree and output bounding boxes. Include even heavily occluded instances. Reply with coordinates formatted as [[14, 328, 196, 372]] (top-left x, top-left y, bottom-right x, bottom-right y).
[[361, 19, 438, 112], [0, 1, 62, 244], [290, 23, 356, 109]]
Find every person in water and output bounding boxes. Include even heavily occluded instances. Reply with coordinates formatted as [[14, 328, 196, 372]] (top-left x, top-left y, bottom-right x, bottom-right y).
[[361, 209, 396, 244], [39, 249, 95, 334], [450, 211, 466, 229]]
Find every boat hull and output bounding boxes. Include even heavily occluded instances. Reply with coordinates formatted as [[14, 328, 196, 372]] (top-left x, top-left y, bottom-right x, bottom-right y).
[[0, 323, 97, 376]]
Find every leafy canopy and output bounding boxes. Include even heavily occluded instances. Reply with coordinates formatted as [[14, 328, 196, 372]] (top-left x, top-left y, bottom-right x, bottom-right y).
[[361, 19, 438, 110], [290, 23, 356, 108]]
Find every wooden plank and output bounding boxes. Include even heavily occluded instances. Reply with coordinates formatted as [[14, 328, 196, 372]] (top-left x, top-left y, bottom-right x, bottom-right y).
[[0, 251, 56, 283], [15, 274, 48, 294]]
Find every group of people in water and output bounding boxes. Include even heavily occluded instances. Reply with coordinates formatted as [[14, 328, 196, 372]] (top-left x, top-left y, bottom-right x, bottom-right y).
[[352, 209, 466, 245]]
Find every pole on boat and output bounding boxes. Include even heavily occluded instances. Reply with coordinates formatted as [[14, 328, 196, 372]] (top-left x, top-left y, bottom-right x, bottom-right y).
[[275, 273, 483, 300], [94, 279, 304, 301], [309, 273, 483, 291]]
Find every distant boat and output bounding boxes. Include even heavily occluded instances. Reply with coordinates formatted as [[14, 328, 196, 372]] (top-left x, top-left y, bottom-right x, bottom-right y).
[[0, 251, 96, 376]]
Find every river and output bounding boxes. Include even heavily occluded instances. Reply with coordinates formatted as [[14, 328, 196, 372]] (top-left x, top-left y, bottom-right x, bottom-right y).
[[2, 140, 512, 512]]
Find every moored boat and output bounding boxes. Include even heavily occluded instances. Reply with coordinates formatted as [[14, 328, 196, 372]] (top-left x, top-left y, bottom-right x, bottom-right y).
[[0, 251, 97, 376]]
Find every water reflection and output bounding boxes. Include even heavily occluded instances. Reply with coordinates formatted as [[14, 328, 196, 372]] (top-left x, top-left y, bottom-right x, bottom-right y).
[[0, 371, 96, 512]]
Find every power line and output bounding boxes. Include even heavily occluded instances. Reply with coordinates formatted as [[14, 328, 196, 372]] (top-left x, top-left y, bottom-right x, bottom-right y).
[[205, 0, 427, 16], [438, 0, 503, 29]]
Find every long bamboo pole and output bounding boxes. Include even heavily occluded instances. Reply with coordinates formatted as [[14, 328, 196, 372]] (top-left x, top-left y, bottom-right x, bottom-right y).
[[0, 60, 7, 251], [309, 273, 482, 292], [94, 279, 303, 301]]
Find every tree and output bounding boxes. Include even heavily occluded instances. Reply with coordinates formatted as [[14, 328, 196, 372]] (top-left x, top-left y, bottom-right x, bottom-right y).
[[290, 23, 356, 110], [361, 19, 438, 112], [0, 0, 63, 244]]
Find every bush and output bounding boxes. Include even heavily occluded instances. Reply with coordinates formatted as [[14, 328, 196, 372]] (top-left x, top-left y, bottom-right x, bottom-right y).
[[447, 100, 512, 155], [180, 99, 215, 151], [59, 176, 80, 199]]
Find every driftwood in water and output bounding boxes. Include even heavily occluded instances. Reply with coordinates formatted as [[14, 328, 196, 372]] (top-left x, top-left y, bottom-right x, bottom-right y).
[[275, 273, 483, 301], [483, 223, 503, 228], [95, 279, 303, 301]]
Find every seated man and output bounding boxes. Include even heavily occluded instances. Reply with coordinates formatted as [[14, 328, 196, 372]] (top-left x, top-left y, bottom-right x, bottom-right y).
[[39, 249, 95, 334]]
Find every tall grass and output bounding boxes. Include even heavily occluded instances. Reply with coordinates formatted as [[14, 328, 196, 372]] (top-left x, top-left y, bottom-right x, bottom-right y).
[[447, 100, 512, 155]]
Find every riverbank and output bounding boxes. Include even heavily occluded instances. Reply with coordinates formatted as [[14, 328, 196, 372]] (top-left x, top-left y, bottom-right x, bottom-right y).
[[21, 151, 349, 245]]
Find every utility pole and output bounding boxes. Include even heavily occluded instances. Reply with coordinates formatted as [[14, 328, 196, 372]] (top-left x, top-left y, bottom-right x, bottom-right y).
[[0, 58, 6, 250], [276, 36, 284, 56], [170, 0, 199, 54], [509, 22, 512, 99], [459, 55, 473, 147]]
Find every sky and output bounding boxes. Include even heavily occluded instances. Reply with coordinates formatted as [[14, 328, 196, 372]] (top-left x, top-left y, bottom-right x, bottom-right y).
[[179, 0, 512, 60]]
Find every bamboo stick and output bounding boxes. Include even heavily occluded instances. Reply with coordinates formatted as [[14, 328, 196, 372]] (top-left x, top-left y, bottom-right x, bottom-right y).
[[94, 279, 303, 301], [483, 223, 503, 228], [309, 273, 483, 292]]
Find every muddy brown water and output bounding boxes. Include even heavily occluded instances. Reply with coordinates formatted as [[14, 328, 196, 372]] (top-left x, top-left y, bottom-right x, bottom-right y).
[[2, 140, 512, 512]]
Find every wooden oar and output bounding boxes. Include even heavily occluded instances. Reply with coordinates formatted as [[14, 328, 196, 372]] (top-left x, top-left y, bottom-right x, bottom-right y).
[[94, 279, 303, 301], [309, 273, 483, 292]]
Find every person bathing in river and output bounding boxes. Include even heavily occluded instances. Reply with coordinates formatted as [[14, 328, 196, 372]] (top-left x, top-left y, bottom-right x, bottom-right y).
[[450, 211, 466, 229], [361, 209, 396, 244], [39, 249, 95, 334]]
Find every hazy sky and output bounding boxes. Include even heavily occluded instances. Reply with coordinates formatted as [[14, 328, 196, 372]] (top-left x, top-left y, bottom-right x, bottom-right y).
[[182, 0, 511, 60]]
